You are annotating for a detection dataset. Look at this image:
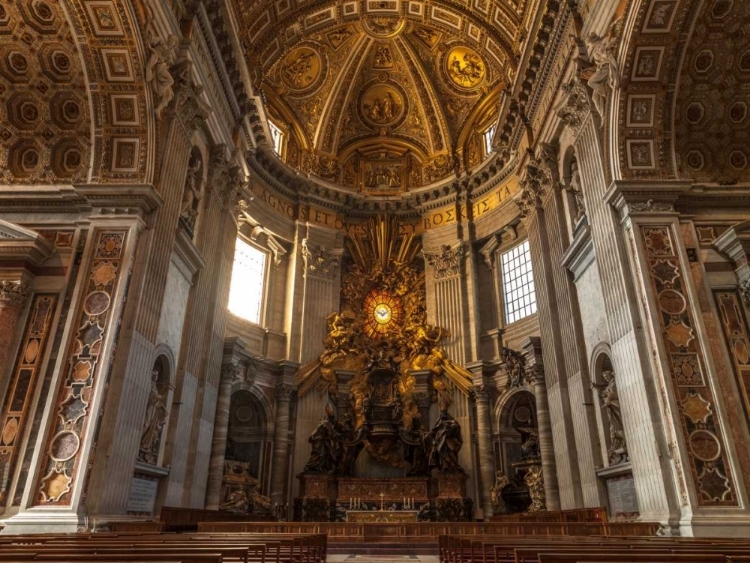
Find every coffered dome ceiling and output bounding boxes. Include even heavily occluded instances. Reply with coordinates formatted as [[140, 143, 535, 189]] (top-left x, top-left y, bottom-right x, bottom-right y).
[[231, 1, 531, 193]]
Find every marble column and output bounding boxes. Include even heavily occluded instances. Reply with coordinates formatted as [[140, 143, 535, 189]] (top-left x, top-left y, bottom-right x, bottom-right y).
[[270, 384, 295, 507], [522, 336, 561, 510], [204, 363, 240, 510], [472, 384, 496, 519], [0, 280, 31, 375]]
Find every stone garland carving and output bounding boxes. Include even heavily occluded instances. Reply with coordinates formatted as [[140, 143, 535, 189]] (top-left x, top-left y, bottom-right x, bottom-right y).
[[424, 244, 464, 279], [583, 18, 623, 120], [0, 294, 57, 504], [592, 370, 629, 465], [33, 230, 129, 505], [740, 280, 750, 309], [0, 280, 31, 309], [180, 153, 203, 233], [209, 146, 243, 210], [172, 60, 212, 135], [713, 291, 750, 433], [554, 78, 590, 133], [502, 346, 526, 389], [145, 21, 180, 120], [138, 366, 170, 465], [641, 226, 737, 506], [301, 239, 341, 278]]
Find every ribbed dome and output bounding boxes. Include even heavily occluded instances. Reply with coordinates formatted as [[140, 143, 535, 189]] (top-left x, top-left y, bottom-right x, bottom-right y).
[[231, 1, 532, 193]]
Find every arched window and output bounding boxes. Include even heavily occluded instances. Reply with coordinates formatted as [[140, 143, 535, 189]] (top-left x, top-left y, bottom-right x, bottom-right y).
[[483, 123, 497, 157], [227, 237, 268, 324]]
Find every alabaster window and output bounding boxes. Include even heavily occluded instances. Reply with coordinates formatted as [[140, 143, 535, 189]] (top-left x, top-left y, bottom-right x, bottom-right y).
[[228, 237, 268, 324], [501, 240, 537, 324], [483, 123, 496, 157], [269, 120, 284, 156]]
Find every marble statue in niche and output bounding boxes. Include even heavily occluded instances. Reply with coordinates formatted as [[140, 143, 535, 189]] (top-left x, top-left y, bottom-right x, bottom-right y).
[[502, 346, 526, 388], [145, 21, 180, 120], [138, 364, 169, 465], [426, 410, 464, 474], [180, 152, 203, 233], [568, 158, 586, 222], [303, 404, 343, 474], [592, 370, 629, 465], [491, 471, 510, 515]]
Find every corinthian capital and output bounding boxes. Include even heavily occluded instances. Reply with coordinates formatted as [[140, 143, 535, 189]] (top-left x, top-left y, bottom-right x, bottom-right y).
[[471, 385, 492, 403], [301, 239, 341, 278], [524, 365, 545, 386], [275, 383, 297, 401], [423, 243, 464, 279], [516, 156, 550, 218], [0, 280, 31, 309]]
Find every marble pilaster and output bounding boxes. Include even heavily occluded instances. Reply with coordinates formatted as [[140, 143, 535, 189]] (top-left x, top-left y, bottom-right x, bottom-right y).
[[522, 336, 561, 511], [270, 383, 295, 507], [471, 383, 496, 519], [204, 363, 240, 509]]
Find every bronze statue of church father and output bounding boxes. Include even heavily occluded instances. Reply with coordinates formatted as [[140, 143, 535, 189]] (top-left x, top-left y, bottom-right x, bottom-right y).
[[294, 217, 473, 522]]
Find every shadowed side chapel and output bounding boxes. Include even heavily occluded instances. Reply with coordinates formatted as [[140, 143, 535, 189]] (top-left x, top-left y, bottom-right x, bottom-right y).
[[1, 0, 750, 560]]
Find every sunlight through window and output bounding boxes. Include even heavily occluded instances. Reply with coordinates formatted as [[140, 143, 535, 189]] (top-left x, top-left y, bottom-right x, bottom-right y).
[[228, 237, 267, 324], [501, 240, 537, 324]]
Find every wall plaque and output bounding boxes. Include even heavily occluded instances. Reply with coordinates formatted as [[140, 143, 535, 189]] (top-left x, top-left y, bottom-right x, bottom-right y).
[[606, 474, 639, 519], [127, 476, 159, 515]]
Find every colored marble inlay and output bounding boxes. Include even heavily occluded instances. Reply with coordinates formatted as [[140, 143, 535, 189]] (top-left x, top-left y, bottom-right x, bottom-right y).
[[641, 226, 737, 506], [714, 290, 750, 433], [0, 294, 57, 504], [33, 230, 127, 506]]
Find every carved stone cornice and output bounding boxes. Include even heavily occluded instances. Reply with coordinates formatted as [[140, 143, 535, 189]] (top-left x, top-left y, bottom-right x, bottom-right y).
[[424, 243, 464, 279], [0, 280, 31, 309], [301, 239, 341, 279], [275, 383, 297, 401]]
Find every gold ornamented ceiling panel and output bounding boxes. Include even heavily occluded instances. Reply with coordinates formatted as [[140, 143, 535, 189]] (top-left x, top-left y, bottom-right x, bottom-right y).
[[232, 0, 532, 191]]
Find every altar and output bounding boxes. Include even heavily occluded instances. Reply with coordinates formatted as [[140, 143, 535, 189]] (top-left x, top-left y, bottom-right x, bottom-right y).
[[346, 510, 419, 523]]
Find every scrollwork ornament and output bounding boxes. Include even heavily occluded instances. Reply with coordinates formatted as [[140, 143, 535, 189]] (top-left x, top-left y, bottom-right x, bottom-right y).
[[424, 244, 464, 279], [0, 280, 31, 309]]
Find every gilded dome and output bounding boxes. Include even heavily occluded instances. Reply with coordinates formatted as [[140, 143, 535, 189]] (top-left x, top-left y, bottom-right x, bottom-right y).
[[231, 1, 531, 193]]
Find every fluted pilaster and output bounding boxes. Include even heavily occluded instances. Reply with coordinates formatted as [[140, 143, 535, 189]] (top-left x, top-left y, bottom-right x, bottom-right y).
[[472, 384, 496, 519], [0, 280, 31, 374], [270, 384, 296, 507]]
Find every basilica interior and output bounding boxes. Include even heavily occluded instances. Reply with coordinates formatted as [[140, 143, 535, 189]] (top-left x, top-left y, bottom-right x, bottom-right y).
[[1, 0, 750, 557]]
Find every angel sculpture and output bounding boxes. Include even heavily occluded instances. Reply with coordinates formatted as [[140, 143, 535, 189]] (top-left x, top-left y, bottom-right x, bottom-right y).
[[145, 22, 180, 120], [585, 18, 623, 119]]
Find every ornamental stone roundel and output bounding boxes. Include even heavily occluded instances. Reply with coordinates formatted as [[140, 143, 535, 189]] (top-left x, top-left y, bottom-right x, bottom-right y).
[[689, 429, 722, 462], [280, 46, 324, 93], [49, 430, 80, 462], [358, 82, 407, 129], [444, 46, 486, 91]]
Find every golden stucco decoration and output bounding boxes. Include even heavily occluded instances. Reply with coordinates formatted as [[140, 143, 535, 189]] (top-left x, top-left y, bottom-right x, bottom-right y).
[[296, 216, 473, 443], [281, 47, 323, 91], [445, 46, 486, 89], [360, 83, 406, 128]]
